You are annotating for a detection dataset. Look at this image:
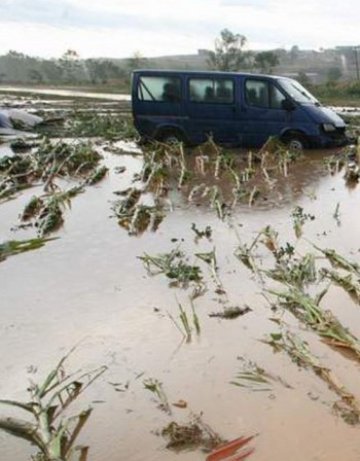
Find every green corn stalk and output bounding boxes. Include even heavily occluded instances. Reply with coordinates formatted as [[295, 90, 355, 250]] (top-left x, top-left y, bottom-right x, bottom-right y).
[[0, 349, 106, 461]]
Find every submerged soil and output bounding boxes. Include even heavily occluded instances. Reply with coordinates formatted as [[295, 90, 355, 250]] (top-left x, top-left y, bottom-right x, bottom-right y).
[[1, 94, 360, 461]]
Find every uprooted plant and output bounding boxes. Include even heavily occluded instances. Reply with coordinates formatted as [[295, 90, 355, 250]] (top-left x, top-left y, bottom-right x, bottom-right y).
[[236, 222, 360, 362], [195, 248, 225, 293], [268, 286, 360, 358], [161, 415, 256, 460], [0, 237, 57, 263], [139, 247, 203, 289], [320, 268, 360, 304], [291, 206, 315, 239], [168, 299, 201, 342], [0, 349, 107, 461], [264, 250, 317, 289], [231, 359, 291, 392], [143, 375, 255, 459], [209, 305, 251, 320], [112, 187, 165, 236], [143, 378, 172, 415], [68, 112, 137, 140], [161, 415, 224, 452], [191, 223, 212, 242], [0, 139, 103, 201], [265, 331, 360, 424], [312, 243, 360, 278], [21, 186, 84, 236]]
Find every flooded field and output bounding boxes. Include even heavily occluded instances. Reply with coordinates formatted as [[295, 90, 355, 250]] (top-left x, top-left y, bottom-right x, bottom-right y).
[[0, 86, 131, 101], [1, 94, 360, 461]]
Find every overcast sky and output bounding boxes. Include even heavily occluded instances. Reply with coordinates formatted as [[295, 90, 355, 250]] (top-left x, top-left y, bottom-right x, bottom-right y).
[[0, 0, 359, 59]]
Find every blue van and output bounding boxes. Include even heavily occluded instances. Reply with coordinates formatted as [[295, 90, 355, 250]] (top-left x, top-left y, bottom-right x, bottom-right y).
[[132, 70, 349, 149]]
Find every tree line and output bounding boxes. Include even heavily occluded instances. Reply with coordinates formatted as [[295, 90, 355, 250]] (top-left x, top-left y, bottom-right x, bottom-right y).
[[0, 29, 354, 86]]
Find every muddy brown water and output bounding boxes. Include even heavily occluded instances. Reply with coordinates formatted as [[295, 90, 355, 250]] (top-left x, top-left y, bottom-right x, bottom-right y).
[[1, 140, 360, 461]]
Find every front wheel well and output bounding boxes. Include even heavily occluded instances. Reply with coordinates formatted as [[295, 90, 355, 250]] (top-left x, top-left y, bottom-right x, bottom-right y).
[[281, 130, 310, 150]]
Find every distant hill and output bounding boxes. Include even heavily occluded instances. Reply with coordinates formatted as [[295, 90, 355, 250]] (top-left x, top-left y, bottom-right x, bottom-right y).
[[0, 46, 359, 85]]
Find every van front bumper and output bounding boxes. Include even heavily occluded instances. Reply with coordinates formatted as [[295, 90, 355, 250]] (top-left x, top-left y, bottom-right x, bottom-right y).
[[311, 130, 353, 148]]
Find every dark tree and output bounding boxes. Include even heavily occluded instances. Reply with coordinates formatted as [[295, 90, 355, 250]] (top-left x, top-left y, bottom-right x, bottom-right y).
[[207, 29, 251, 71], [254, 51, 279, 74]]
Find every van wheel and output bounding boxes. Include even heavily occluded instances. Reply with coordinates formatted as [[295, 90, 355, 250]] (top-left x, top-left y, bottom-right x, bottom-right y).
[[158, 129, 184, 145], [283, 133, 309, 151]]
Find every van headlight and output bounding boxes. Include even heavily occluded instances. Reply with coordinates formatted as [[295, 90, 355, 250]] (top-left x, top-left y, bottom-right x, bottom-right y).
[[322, 123, 336, 132]]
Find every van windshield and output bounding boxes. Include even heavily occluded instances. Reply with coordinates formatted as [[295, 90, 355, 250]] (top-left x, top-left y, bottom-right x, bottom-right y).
[[278, 78, 319, 104]]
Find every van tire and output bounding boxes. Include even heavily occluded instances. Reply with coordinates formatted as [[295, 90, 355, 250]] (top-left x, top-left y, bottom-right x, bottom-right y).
[[157, 128, 185, 145], [282, 132, 309, 151]]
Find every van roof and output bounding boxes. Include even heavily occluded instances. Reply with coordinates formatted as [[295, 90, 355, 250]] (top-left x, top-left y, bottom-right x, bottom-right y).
[[132, 69, 286, 80]]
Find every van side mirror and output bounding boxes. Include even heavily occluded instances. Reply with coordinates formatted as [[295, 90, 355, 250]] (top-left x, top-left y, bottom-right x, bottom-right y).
[[282, 99, 296, 111]]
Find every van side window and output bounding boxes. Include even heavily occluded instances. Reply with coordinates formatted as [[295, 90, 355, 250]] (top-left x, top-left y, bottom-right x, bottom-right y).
[[189, 78, 234, 104], [245, 80, 269, 108], [270, 85, 287, 109], [246, 80, 287, 109], [137, 76, 181, 102]]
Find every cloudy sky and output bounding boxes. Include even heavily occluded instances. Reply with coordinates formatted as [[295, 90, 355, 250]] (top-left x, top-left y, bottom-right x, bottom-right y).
[[0, 0, 359, 59]]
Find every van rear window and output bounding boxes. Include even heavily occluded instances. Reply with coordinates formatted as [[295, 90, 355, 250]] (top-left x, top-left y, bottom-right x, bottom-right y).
[[137, 76, 181, 102], [189, 78, 234, 104]]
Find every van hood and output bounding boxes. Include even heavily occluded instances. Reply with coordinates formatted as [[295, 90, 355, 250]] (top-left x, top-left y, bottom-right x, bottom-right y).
[[304, 104, 346, 128]]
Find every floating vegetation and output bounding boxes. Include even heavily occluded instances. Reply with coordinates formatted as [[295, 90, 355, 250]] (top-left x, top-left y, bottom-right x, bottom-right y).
[[119, 203, 164, 236], [69, 113, 137, 140], [195, 248, 224, 292], [323, 146, 360, 189], [114, 187, 141, 209], [113, 187, 164, 235], [21, 186, 84, 236], [0, 237, 56, 263], [231, 360, 291, 392], [324, 153, 346, 175], [209, 305, 251, 320], [127, 136, 305, 224], [191, 223, 212, 241], [269, 287, 360, 357], [313, 244, 360, 277], [291, 206, 315, 239], [168, 300, 201, 342], [161, 415, 223, 452], [237, 222, 360, 366], [143, 378, 172, 415], [333, 202, 341, 225], [36, 139, 102, 178], [344, 161, 360, 186], [0, 138, 107, 235], [260, 225, 279, 253], [321, 268, 360, 303], [0, 154, 34, 200], [258, 135, 302, 177], [0, 139, 102, 199], [85, 165, 109, 185], [265, 331, 360, 424], [234, 231, 262, 273], [264, 252, 317, 289], [139, 248, 203, 288], [21, 195, 44, 221], [0, 349, 107, 461]]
